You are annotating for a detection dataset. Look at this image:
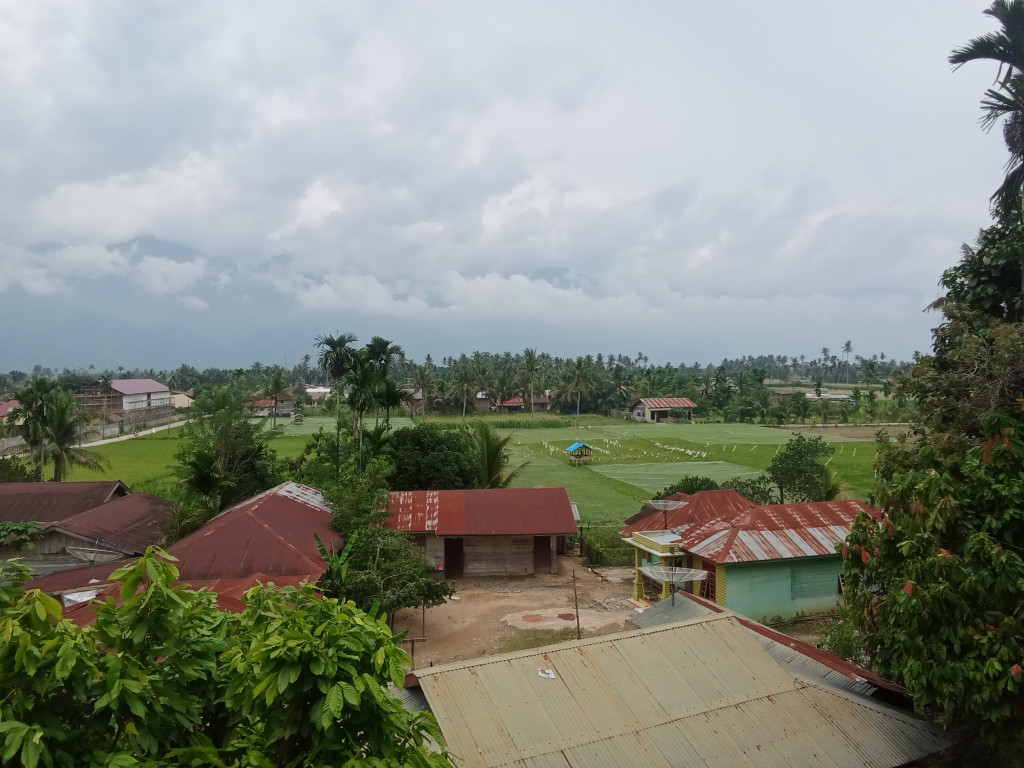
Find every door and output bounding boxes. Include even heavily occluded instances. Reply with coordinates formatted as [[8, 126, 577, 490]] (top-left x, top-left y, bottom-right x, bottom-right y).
[[533, 536, 551, 574], [444, 537, 464, 578]]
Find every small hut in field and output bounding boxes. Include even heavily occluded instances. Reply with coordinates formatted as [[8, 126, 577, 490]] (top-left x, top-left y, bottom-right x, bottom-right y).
[[565, 441, 593, 466]]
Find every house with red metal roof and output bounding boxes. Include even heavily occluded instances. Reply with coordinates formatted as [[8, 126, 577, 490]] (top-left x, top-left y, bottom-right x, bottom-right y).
[[622, 490, 878, 619], [493, 395, 551, 413], [629, 397, 697, 423], [30, 482, 342, 619], [0, 482, 169, 578], [385, 487, 578, 577]]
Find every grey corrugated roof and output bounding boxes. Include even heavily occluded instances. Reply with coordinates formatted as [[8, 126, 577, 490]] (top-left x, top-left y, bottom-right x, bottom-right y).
[[416, 614, 955, 768], [629, 594, 714, 628]]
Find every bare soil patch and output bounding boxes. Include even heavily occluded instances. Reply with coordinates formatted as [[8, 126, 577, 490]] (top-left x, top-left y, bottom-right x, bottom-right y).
[[786, 424, 910, 441], [392, 556, 642, 669]]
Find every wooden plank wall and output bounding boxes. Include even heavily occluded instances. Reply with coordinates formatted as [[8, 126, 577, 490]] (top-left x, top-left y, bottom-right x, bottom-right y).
[[464, 536, 534, 577]]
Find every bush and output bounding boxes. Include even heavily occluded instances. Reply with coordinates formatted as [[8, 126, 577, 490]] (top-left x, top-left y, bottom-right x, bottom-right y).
[[580, 526, 633, 567]]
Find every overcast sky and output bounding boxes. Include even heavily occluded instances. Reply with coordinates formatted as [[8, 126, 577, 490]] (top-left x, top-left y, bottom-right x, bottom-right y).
[[0, 2, 1010, 373]]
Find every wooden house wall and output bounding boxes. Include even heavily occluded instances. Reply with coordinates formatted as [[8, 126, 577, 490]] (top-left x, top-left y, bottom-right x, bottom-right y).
[[464, 535, 534, 577]]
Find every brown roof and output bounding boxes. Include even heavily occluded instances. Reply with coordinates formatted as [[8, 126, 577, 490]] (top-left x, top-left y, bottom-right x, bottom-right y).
[[0, 400, 21, 419], [25, 560, 129, 595], [0, 481, 130, 523], [53, 492, 172, 554], [386, 487, 578, 536], [671, 499, 878, 564], [621, 489, 754, 536], [635, 397, 697, 410], [111, 378, 169, 395], [166, 482, 340, 582], [36, 483, 342, 624]]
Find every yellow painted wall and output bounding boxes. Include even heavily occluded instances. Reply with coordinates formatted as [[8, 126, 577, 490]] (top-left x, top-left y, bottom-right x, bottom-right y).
[[716, 564, 727, 606]]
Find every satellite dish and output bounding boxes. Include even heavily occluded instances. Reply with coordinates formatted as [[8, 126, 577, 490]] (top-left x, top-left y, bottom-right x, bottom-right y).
[[642, 500, 688, 511], [66, 546, 123, 564], [640, 566, 707, 584]]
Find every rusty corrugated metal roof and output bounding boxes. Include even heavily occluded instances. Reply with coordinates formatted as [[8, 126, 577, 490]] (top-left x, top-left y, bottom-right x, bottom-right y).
[[168, 482, 340, 581], [111, 378, 169, 395], [636, 397, 697, 410], [385, 487, 577, 537], [620, 489, 753, 536], [53, 492, 171, 554], [414, 614, 956, 767], [0, 481, 130, 523], [673, 499, 873, 564]]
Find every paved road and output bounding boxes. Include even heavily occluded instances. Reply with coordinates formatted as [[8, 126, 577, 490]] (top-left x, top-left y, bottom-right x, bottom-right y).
[[80, 420, 188, 447]]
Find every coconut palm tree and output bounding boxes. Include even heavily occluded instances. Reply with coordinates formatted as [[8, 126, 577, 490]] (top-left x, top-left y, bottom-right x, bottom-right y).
[[315, 332, 358, 384], [465, 421, 528, 488], [42, 389, 104, 481], [450, 357, 478, 417], [263, 366, 291, 428], [951, 0, 1024, 218], [555, 357, 597, 428], [516, 348, 541, 417]]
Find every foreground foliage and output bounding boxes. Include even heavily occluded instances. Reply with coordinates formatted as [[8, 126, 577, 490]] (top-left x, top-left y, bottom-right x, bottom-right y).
[[0, 550, 451, 768]]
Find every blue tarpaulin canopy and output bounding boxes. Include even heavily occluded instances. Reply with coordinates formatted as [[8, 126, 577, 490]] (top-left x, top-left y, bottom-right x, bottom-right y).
[[566, 442, 593, 453]]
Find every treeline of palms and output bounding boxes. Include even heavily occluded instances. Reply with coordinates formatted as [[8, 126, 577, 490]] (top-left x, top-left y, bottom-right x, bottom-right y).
[[0, 343, 916, 414]]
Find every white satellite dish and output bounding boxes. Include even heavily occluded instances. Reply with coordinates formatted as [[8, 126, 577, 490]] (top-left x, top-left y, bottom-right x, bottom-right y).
[[642, 500, 688, 511], [66, 546, 123, 564], [640, 566, 707, 585]]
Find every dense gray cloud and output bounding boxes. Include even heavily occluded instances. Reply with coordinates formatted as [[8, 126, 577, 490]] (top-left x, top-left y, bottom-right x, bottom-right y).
[[0, 1, 1007, 371]]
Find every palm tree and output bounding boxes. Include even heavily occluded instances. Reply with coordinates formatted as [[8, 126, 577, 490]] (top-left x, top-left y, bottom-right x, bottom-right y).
[[345, 356, 380, 470], [5, 378, 60, 480], [951, 1, 1024, 218], [412, 364, 436, 416], [842, 340, 853, 382], [516, 348, 541, 417], [42, 389, 104, 481], [263, 366, 291, 428], [465, 421, 528, 488], [450, 358, 477, 417], [315, 332, 358, 384], [555, 357, 596, 428], [376, 377, 411, 429]]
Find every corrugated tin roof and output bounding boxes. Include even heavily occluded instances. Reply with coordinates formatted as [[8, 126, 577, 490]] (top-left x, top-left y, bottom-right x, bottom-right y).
[[565, 442, 592, 453], [0, 400, 21, 419], [171, 482, 340, 581], [635, 397, 697, 410], [674, 499, 873, 564], [110, 378, 169, 395], [386, 488, 578, 537], [53, 492, 172, 554], [415, 614, 955, 768], [0, 481, 130, 523], [630, 595, 879, 699], [620, 489, 753, 536]]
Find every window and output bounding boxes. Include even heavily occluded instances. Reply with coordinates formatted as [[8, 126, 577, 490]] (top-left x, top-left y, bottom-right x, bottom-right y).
[[791, 560, 837, 600]]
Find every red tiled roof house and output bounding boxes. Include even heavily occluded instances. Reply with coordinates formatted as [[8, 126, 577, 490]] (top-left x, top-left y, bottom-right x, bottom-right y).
[[385, 488, 578, 577]]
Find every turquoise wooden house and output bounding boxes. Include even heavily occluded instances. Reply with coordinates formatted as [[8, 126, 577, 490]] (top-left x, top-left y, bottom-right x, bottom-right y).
[[621, 492, 879, 620]]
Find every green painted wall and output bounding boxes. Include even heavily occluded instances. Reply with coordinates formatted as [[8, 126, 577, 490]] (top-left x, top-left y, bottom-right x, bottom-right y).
[[724, 556, 842, 620]]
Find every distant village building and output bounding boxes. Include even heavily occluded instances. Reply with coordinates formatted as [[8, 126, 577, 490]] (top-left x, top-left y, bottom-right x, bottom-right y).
[[385, 487, 579, 577], [629, 397, 696, 423], [493, 395, 551, 413], [305, 386, 332, 403], [76, 379, 174, 428]]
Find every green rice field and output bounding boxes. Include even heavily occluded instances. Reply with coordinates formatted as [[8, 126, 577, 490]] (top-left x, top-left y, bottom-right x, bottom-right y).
[[62, 416, 879, 529]]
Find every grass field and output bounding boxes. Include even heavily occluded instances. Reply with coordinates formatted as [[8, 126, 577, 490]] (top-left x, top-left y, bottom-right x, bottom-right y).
[[63, 415, 880, 529]]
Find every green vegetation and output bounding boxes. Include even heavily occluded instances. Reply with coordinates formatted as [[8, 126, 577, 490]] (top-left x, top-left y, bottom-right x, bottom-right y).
[[498, 627, 580, 653], [0, 551, 451, 767]]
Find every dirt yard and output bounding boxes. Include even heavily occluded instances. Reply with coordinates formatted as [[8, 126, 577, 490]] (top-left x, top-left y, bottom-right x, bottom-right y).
[[392, 556, 641, 669]]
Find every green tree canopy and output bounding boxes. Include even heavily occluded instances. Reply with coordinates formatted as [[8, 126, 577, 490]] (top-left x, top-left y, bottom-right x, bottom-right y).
[[317, 527, 453, 624], [0, 549, 452, 767], [381, 424, 478, 491], [765, 433, 834, 504]]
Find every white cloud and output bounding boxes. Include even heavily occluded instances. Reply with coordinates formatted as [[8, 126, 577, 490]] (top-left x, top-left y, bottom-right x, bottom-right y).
[[132, 255, 206, 295]]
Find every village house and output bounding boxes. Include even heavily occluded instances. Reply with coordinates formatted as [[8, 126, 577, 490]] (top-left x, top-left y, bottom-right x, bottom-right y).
[[411, 612, 955, 767], [621, 490, 879, 619], [492, 394, 551, 413], [629, 396, 696, 422], [0, 481, 169, 579], [76, 378, 175, 428], [29, 482, 341, 618], [384, 487, 578, 577]]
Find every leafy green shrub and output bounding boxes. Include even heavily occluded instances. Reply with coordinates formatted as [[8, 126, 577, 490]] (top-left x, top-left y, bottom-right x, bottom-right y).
[[580, 525, 633, 567]]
